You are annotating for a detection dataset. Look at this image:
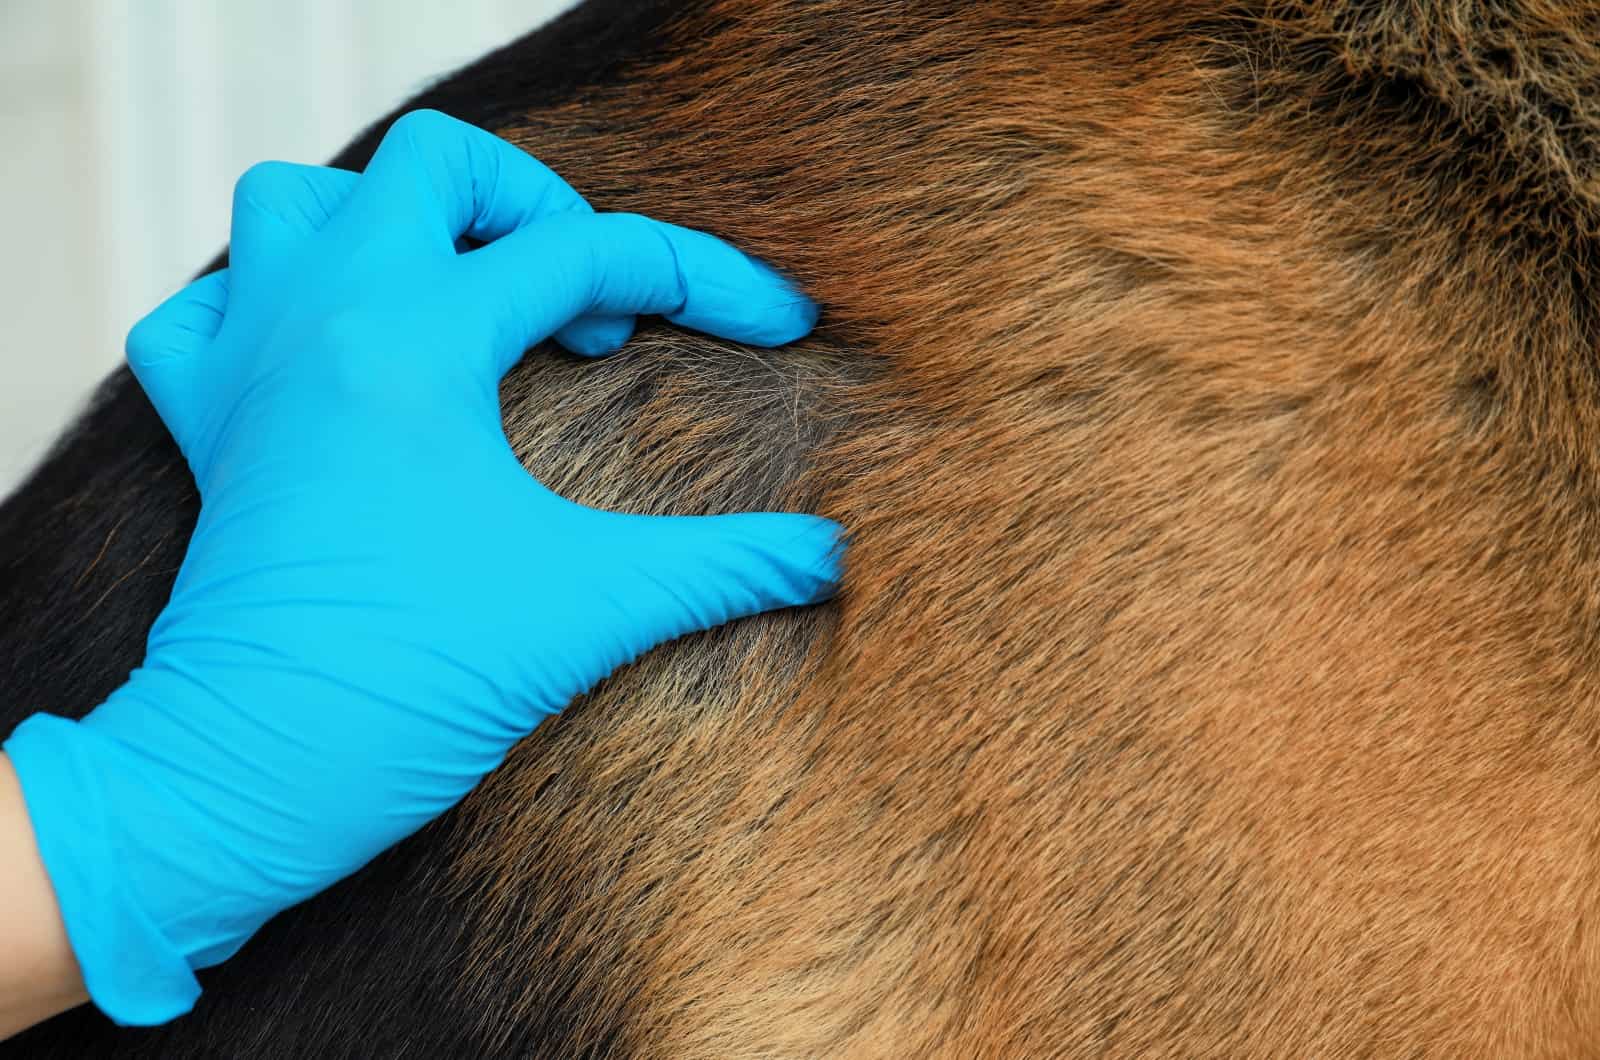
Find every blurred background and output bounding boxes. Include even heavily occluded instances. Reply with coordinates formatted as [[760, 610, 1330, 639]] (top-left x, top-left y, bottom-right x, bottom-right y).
[[0, 0, 576, 496]]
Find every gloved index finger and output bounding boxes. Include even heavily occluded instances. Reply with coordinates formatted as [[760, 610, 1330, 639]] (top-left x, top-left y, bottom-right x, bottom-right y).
[[355, 109, 590, 247], [230, 163, 360, 272], [453, 212, 819, 378]]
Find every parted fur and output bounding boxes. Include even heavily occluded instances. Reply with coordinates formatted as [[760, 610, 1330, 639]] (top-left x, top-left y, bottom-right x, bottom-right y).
[[4, 1, 1600, 1056]]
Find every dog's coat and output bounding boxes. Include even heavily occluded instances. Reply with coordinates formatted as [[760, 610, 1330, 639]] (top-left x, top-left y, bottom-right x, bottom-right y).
[[4, 1, 1600, 1055]]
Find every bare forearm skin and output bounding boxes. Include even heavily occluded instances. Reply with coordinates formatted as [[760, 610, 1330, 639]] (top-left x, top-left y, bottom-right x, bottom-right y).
[[0, 753, 86, 1040]]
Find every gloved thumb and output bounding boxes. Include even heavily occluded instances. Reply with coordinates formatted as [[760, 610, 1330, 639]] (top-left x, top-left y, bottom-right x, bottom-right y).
[[606, 510, 846, 648]]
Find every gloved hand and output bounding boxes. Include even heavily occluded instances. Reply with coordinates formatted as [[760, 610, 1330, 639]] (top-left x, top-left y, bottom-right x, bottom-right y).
[[2, 110, 843, 1026]]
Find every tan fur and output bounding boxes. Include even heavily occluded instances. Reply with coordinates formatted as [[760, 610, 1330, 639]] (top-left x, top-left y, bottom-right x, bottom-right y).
[[440, 2, 1600, 1055]]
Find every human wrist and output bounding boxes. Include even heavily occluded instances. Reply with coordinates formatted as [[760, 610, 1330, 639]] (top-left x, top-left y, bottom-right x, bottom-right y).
[[2, 689, 228, 1026], [0, 751, 87, 1039]]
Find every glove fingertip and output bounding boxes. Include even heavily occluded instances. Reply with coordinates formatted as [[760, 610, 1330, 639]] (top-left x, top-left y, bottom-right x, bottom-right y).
[[722, 512, 847, 609], [786, 514, 848, 604], [654, 222, 821, 347], [554, 314, 636, 357]]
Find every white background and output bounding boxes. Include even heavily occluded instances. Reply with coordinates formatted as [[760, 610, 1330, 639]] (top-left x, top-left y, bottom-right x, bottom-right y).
[[0, 0, 576, 497]]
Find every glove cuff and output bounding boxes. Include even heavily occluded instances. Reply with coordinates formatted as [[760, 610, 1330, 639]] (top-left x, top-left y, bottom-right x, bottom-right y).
[[3, 712, 201, 1026]]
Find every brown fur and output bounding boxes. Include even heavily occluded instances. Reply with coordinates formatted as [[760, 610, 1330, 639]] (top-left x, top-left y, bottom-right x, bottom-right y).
[[407, 1, 1600, 1055]]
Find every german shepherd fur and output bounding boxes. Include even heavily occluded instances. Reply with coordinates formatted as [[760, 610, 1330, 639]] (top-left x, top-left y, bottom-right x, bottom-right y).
[[4, 1, 1600, 1055]]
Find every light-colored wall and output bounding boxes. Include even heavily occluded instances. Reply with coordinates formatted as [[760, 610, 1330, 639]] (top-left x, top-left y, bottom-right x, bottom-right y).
[[0, 0, 576, 497]]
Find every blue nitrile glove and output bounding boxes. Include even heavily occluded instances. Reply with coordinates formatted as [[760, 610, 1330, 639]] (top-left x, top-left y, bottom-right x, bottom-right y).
[[2, 109, 843, 1026]]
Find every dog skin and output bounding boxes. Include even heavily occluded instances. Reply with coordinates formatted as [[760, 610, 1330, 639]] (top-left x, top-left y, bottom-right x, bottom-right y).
[[4, 1, 1600, 1056]]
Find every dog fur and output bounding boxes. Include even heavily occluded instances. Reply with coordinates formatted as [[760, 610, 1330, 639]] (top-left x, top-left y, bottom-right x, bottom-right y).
[[4, 1, 1600, 1055]]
